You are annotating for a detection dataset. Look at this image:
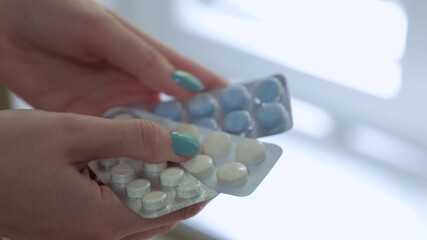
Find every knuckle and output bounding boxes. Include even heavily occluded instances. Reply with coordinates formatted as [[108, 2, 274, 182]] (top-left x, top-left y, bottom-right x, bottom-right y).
[[134, 45, 165, 80], [141, 46, 162, 69], [136, 120, 163, 159]]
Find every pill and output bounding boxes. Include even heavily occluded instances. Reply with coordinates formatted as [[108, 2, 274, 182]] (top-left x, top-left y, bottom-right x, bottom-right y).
[[144, 162, 167, 172], [254, 78, 283, 103], [188, 94, 217, 119], [217, 162, 248, 187], [236, 139, 266, 166], [160, 167, 185, 187], [126, 179, 151, 198], [110, 163, 136, 184], [98, 158, 118, 169], [177, 180, 202, 199], [195, 117, 219, 130], [142, 191, 168, 211], [173, 124, 199, 139], [202, 132, 232, 158], [220, 85, 250, 111], [154, 101, 183, 121], [223, 110, 253, 134], [182, 155, 215, 178], [257, 103, 288, 130], [111, 112, 135, 120]]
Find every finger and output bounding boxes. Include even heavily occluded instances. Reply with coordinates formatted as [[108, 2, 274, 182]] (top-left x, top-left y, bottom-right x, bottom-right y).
[[104, 8, 228, 90], [14, 0, 207, 98], [88, 10, 206, 99], [59, 69, 159, 116], [1, 39, 157, 116], [58, 113, 200, 163]]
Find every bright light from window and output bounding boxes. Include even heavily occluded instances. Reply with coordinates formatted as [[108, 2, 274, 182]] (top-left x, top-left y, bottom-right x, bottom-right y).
[[290, 98, 334, 138], [347, 125, 427, 177], [175, 0, 407, 99]]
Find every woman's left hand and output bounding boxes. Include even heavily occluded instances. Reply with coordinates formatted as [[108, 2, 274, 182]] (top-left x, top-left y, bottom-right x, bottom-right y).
[[0, 0, 226, 115]]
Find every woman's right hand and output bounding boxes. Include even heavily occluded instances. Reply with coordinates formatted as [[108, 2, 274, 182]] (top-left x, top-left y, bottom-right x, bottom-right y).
[[0, 110, 204, 240]]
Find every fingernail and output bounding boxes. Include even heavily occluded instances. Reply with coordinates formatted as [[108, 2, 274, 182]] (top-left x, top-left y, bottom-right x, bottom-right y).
[[172, 70, 204, 92], [171, 131, 200, 158]]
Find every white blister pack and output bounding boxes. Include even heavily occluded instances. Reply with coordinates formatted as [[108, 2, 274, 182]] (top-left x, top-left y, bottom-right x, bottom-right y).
[[134, 74, 293, 138], [88, 158, 218, 219], [102, 108, 283, 197]]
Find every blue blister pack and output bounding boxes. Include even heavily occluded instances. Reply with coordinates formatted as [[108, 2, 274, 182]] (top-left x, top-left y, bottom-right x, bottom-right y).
[[138, 74, 293, 138]]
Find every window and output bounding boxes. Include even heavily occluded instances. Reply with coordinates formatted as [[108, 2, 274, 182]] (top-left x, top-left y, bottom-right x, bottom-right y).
[[175, 0, 407, 98]]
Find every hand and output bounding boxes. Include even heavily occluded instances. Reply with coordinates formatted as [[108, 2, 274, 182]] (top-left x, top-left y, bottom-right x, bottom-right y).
[[0, 109, 205, 240], [0, 0, 226, 115]]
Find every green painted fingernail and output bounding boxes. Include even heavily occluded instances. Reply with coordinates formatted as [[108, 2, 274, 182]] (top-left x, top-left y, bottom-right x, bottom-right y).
[[172, 70, 204, 92], [171, 131, 200, 157]]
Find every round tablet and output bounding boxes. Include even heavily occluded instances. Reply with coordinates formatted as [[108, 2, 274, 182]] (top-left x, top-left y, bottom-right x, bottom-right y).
[[142, 191, 168, 211], [144, 162, 167, 173], [110, 163, 136, 184], [220, 85, 250, 111], [182, 155, 215, 178], [254, 78, 283, 103], [154, 101, 183, 121], [160, 167, 185, 187], [257, 103, 288, 130], [98, 158, 118, 169], [187, 94, 217, 119], [236, 139, 266, 166], [202, 132, 232, 158], [195, 117, 219, 130], [217, 162, 248, 187], [126, 179, 151, 198], [173, 124, 199, 139], [223, 110, 253, 134], [177, 180, 202, 199]]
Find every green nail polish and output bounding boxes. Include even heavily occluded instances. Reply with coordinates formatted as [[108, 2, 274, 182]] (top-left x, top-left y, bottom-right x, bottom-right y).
[[172, 70, 204, 92], [171, 131, 200, 157]]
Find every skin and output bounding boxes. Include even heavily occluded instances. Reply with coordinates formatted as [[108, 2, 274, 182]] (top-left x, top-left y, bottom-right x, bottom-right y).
[[0, 0, 226, 239], [0, 0, 226, 116]]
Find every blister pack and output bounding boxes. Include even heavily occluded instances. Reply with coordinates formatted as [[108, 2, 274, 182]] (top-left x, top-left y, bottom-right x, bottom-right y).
[[137, 74, 293, 138], [88, 158, 218, 219], [88, 74, 290, 218], [102, 107, 283, 197]]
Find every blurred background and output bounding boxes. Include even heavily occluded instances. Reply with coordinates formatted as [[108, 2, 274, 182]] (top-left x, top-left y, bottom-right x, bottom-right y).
[[2, 0, 426, 239]]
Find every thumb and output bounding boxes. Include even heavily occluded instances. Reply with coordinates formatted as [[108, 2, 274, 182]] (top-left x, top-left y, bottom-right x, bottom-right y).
[[61, 113, 200, 163]]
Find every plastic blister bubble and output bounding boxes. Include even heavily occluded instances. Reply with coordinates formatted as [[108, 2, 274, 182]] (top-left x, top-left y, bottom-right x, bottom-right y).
[[88, 159, 218, 219]]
